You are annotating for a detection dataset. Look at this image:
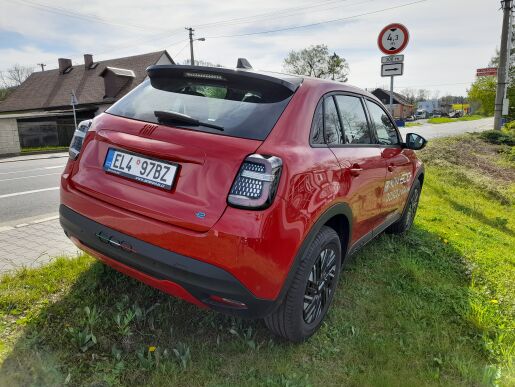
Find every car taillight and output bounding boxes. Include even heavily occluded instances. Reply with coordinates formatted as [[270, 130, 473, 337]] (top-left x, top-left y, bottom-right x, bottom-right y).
[[228, 154, 282, 210], [69, 119, 93, 160]]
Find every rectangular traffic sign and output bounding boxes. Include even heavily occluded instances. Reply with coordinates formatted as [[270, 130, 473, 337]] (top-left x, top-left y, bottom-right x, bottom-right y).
[[476, 67, 497, 77], [381, 63, 404, 77], [381, 55, 404, 64]]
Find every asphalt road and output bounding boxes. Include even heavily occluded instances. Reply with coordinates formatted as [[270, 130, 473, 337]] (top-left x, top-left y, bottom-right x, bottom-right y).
[[0, 117, 494, 228], [0, 155, 67, 228], [398, 117, 493, 140]]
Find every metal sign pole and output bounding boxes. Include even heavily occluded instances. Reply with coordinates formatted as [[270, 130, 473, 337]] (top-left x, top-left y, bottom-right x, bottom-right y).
[[389, 76, 394, 116], [71, 90, 78, 130], [72, 103, 77, 130]]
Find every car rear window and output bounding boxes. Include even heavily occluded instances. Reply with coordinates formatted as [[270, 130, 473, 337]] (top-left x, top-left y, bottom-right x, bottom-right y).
[[106, 72, 297, 141]]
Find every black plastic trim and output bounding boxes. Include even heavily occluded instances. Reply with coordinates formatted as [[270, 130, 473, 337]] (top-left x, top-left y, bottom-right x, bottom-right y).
[[59, 205, 276, 318]]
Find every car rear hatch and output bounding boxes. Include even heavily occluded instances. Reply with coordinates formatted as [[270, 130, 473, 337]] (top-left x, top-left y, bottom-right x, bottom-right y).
[[70, 64, 301, 232]]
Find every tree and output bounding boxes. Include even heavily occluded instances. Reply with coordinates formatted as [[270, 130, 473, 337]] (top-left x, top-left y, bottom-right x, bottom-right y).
[[0, 64, 34, 88], [326, 52, 349, 82], [468, 76, 496, 116], [416, 89, 430, 102], [180, 59, 222, 67], [283, 45, 349, 82], [0, 87, 11, 102], [400, 88, 417, 104]]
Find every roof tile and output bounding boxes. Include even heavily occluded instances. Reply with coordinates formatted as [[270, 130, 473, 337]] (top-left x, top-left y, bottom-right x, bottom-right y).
[[0, 51, 171, 113]]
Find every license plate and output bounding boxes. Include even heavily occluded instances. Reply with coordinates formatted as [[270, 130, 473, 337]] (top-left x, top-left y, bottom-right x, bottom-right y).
[[103, 148, 178, 190]]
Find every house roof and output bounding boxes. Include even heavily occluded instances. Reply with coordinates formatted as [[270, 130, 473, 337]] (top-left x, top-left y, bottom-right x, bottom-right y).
[[0, 51, 172, 113], [371, 88, 413, 106]]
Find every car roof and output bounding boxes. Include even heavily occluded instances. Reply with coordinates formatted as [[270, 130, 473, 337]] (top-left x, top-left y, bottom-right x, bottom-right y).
[[231, 68, 375, 100]]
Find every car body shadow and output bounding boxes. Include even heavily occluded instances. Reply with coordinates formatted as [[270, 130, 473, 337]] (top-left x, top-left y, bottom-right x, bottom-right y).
[[0, 225, 495, 386]]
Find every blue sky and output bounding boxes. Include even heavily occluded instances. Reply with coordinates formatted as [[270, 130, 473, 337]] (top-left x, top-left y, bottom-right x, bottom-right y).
[[0, 0, 503, 96]]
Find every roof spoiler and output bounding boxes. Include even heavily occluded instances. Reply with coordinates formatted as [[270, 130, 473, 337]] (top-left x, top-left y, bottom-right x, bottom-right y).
[[146, 65, 299, 92]]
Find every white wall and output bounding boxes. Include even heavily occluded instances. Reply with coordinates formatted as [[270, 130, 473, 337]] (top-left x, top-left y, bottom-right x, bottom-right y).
[[0, 118, 20, 156]]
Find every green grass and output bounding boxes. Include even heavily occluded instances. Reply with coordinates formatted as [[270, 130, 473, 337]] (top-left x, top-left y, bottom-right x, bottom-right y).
[[428, 115, 485, 124], [0, 134, 514, 386], [405, 122, 422, 127], [21, 146, 68, 153]]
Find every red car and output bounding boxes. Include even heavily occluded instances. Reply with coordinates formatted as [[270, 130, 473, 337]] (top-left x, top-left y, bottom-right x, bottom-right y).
[[60, 59, 426, 342]]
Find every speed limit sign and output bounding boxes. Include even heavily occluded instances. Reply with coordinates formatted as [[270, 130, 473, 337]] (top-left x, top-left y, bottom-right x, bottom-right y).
[[378, 23, 409, 55]]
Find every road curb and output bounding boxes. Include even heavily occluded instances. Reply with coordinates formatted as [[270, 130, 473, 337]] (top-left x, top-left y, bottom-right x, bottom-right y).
[[0, 153, 68, 164], [0, 215, 59, 234]]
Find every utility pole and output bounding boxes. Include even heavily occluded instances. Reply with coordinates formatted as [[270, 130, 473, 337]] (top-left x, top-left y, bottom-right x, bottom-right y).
[[389, 76, 394, 116], [494, 0, 513, 130], [37, 63, 46, 72], [186, 27, 195, 65]]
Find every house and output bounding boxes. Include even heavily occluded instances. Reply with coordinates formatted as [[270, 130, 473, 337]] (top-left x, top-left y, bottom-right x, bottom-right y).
[[0, 50, 173, 156], [417, 99, 440, 114], [371, 88, 414, 119]]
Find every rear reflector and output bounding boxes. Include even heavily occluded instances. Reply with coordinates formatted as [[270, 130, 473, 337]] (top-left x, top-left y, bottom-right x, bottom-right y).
[[209, 295, 247, 309]]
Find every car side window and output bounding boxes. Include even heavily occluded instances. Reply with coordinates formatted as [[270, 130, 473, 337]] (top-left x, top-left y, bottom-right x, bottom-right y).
[[334, 95, 372, 144], [366, 101, 400, 145], [310, 101, 325, 145], [324, 97, 344, 145]]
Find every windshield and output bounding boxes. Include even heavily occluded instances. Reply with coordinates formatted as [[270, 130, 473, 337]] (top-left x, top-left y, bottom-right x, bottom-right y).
[[106, 77, 294, 140]]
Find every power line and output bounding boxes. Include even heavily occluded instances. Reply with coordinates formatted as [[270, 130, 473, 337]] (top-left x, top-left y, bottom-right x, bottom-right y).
[[2, 0, 429, 71], [172, 42, 191, 58], [12, 0, 177, 32], [195, 0, 377, 33], [204, 0, 428, 39], [192, 0, 349, 29], [394, 82, 472, 88]]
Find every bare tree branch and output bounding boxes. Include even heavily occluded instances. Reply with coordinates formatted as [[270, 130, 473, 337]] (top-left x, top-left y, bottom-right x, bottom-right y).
[[0, 64, 34, 88]]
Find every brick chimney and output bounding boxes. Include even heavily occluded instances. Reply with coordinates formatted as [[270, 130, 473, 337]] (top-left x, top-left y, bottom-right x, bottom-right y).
[[58, 58, 72, 74], [84, 54, 93, 69]]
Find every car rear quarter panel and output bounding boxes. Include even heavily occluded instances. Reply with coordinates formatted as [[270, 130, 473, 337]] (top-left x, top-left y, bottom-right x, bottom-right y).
[[257, 80, 361, 251]]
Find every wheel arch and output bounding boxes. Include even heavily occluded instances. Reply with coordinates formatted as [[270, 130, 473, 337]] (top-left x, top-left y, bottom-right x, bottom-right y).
[[273, 202, 352, 308]]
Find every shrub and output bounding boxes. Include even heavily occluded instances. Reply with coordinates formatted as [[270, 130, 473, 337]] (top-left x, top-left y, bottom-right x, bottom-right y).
[[479, 130, 515, 146]]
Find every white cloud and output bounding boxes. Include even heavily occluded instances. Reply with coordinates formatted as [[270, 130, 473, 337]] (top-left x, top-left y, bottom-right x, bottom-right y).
[[0, 0, 502, 95]]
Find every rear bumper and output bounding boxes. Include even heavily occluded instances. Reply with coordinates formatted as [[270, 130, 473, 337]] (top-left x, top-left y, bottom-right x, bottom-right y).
[[60, 204, 276, 318]]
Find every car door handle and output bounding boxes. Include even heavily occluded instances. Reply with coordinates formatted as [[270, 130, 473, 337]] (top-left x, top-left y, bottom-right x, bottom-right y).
[[349, 164, 363, 176]]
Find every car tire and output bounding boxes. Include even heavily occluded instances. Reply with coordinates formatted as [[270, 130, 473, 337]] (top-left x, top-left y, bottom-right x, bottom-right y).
[[264, 226, 341, 342], [386, 179, 421, 235]]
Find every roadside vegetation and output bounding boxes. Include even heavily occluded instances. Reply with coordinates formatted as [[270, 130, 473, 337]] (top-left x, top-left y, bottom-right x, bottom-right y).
[[20, 146, 69, 154], [0, 133, 513, 386], [405, 122, 422, 127], [427, 115, 485, 124]]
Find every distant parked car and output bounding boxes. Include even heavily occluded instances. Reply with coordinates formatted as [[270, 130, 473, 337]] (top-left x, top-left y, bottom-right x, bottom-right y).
[[432, 110, 443, 118], [415, 110, 429, 119], [448, 110, 463, 118], [405, 115, 415, 122]]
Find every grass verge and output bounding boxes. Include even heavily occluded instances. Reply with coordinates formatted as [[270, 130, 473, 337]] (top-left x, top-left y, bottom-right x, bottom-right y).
[[0, 134, 514, 386], [21, 146, 68, 154], [405, 122, 422, 127], [428, 115, 485, 124]]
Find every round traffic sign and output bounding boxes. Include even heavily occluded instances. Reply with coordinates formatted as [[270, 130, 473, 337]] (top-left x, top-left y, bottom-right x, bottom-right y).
[[378, 23, 409, 55]]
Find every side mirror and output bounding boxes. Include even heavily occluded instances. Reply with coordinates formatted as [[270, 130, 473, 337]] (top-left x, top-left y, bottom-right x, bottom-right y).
[[404, 133, 427, 150]]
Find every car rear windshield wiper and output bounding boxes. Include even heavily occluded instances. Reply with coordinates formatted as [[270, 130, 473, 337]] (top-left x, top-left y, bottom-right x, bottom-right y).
[[154, 110, 224, 131]]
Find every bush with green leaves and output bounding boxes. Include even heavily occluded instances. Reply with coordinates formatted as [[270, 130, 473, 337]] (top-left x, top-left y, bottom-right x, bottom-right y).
[[479, 130, 515, 146]]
